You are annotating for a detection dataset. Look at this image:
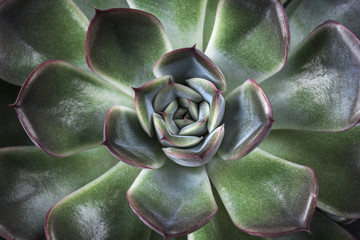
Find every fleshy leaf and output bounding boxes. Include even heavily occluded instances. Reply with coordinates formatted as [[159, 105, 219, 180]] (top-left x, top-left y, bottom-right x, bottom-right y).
[[104, 106, 167, 169], [153, 78, 203, 112], [163, 124, 224, 167], [127, 160, 217, 238], [205, 0, 289, 92], [218, 79, 273, 160], [260, 21, 360, 132], [0, 80, 32, 147], [153, 47, 226, 91], [274, 211, 356, 240], [203, 0, 218, 50], [178, 98, 200, 120], [190, 200, 355, 240], [186, 78, 225, 133], [0, 0, 89, 85], [134, 76, 170, 137], [162, 100, 180, 135], [45, 162, 150, 240], [259, 125, 360, 218], [12, 60, 134, 157], [179, 101, 210, 136], [73, 0, 129, 20], [153, 113, 203, 148], [0, 146, 118, 240], [86, 8, 172, 96], [207, 149, 318, 237], [127, 0, 208, 50], [286, 0, 360, 50]]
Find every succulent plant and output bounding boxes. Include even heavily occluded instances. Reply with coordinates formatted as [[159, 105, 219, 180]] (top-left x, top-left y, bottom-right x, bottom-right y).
[[1, 0, 360, 239]]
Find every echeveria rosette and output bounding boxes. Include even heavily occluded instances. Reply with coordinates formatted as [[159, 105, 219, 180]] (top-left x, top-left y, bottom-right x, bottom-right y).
[[0, 0, 360, 240]]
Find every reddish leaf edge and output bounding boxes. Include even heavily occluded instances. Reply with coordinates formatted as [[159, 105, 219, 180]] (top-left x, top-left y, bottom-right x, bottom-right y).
[[126, 190, 218, 240], [9, 60, 86, 158], [85, 7, 168, 95], [153, 45, 226, 91], [102, 106, 162, 170], [228, 79, 274, 161], [283, 20, 360, 133], [233, 164, 319, 237]]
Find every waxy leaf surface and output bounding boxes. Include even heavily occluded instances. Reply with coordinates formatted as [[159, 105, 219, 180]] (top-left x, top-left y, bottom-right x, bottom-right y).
[[73, 0, 129, 20], [0, 0, 88, 85], [205, 0, 289, 93], [218, 79, 273, 160], [0, 146, 118, 240], [13, 60, 133, 157], [286, 0, 360, 50], [259, 126, 360, 218], [154, 47, 226, 91], [260, 21, 360, 132], [104, 106, 167, 169], [127, 161, 217, 238], [128, 0, 207, 50], [45, 162, 149, 240], [86, 8, 172, 96], [207, 149, 318, 237]]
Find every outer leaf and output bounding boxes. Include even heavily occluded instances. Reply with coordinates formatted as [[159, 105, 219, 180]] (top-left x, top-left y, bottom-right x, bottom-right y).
[[127, 0, 207, 50], [45, 162, 150, 240], [275, 211, 356, 240], [207, 149, 318, 237], [150, 232, 187, 240], [260, 21, 360, 132], [127, 160, 218, 238], [103, 106, 167, 169], [259, 126, 360, 218], [203, 0, 219, 50], [163, 124, 224, 167], [0, 0, 88, 85], [12, 60, 134, 157], [153, 47, 226, 91], [0, 146, 118, 240], [286, 0, 360, 50], [73, 0, 129, 20], [218, 79, 273, 160], [205, 0, 289, 92], [86, 8, 172, 96], [189, 188, 265, 240], [0, 80, 32, 147]]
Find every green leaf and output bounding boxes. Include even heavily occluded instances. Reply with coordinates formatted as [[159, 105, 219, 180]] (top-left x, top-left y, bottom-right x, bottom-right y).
[[73, 0, 129, 20], [45, 162, 150, 240], [274, 211, 355, 240], [128, 0, 208, 50], [13, 60, 134, 157], [0, 0, 89, 85], [259, 126, 360, 218], [189, 188, 268, 240], [178, 101, 209, 136], [163, 124, 224, 167], [127, 160, 217, 238], [86, 8, 172, 96], [134, 76, 170, 137], [0, 80, 32, 147], [186, 78, 225, 133], [153, 47, 226, 91], [286, 0, 360, 50], [0, 146, 118, 240], [205, 0, 289, 93], [207, 149, 318, 237], [260, 21, 360, 132], [104, 106, 167, 169], [218, 79, 273, 160], [153, 113, 203, 148], [203, 0, 219, 50]]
